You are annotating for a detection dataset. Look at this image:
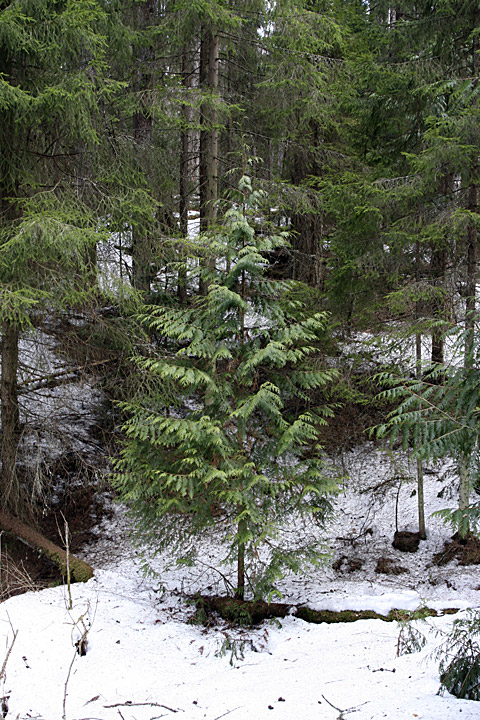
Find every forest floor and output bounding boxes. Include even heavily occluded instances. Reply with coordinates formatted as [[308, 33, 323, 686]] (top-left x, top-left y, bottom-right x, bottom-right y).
[[0, 441, 479, 720], [1, 326, 479, 719]]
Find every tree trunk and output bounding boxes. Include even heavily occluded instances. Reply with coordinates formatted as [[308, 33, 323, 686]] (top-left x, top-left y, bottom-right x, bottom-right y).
[[414, 239, 426, 539], [1, 321, 20, 510], [206, 32, 219, 227], [430, 245, 447, 365], [458, 454, 470, 539], [199, 28, 219, 295], [415, 330, 427, 539], [236, 516, 246, 601], [131, 0, 156, 294], [464, 176, 477, 359], [178, 43, 193, 302]]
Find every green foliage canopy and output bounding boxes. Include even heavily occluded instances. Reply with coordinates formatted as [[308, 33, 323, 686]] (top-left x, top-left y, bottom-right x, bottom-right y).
[[112, 179, 339, 598]]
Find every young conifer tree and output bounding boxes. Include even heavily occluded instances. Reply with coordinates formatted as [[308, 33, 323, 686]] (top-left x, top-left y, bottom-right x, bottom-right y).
[[113, 176, 339, 600], [376, 323, 480, 539]]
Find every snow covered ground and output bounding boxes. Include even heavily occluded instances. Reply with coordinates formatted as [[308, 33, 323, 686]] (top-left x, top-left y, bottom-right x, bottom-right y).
[[1, 444, 479, 720]]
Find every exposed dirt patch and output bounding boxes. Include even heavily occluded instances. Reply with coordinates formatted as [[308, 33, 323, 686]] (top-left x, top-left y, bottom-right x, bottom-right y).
[[393, 531, 421, 553], [332, 555, 364, 573], [375, 556, 408, 576], [432, 534, 480, 567], [0, 534, 59, 600], [34, 451, 111, 552], [0, 452, 112, 600]]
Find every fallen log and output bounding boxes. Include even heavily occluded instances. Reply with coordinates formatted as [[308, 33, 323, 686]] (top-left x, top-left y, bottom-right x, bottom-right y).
[[0, 509, 94, 583], [190, 594, 459, 627]]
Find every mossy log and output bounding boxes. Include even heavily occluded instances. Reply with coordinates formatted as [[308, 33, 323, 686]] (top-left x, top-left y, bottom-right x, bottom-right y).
[[0, 509, 94, 583], [192, 594, 458, 627]]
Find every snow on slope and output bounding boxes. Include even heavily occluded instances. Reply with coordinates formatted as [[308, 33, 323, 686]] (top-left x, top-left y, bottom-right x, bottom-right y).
[[0, 566, 477, 720], [1, 444, 479, 720]]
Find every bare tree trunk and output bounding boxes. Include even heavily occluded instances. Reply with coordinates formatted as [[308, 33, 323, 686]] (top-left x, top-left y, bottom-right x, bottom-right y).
[[178, 43, 193, 302], [1, 322, 20, 510], [199, 28, 219, 295], [415, 239, 426, 539], [415, 334, 426, 539], [458, 455, 470, 539], [457, 173, 477, 538], [236, 515, 246, 600], [199, 27, 209, 236], [131, 0, 156, 294], [206, 32, 219, 227], [465, 176, 477, 359]]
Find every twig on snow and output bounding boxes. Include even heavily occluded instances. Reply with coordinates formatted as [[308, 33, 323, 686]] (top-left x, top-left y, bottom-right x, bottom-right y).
[[321, 694, 369, 719], [62, 649, 78, 720], [0, 619, 18, 682], [104, 701, 181, 713], [212, 708, 241, 720]]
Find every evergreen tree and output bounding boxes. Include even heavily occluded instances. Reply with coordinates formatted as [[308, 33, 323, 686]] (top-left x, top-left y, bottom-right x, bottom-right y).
[[376, 324, 480, 538], [113, 176, 338, 599], [0, 0, 123, 509]]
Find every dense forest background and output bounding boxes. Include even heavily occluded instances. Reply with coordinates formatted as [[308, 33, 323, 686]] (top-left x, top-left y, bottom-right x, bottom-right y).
[[1, 0, 480, 598]]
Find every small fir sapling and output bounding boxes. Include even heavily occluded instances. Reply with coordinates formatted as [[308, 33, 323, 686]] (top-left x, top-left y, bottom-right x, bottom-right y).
[[434, 609, 480, 701], [375, 324, 480, 540], [112, 176, 339, 600], [395, 605, 429, 656]]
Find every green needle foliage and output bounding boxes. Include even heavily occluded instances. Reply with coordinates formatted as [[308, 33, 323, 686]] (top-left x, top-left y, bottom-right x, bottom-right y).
[[113, 177, 339, 600], [375, 324, 480, 538], [435, 609, 480, 701]]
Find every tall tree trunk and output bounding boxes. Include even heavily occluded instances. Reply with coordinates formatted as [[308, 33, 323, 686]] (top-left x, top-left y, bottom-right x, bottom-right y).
[[178, 43, 193, 302], [415, 334, 426, 539], [1, 321, 20, 509], [131, 0, 156, 294], [457, 172, 477, 538], [464, 175, 477, 359], [0, 145, 21, 509], [430, 173, 451, 365], [206, 32, 219, 227], [458, 454, 470, 539], [199, 28, 219, 295], [415, 237, 426, 539], [236, 517, 246, 600]]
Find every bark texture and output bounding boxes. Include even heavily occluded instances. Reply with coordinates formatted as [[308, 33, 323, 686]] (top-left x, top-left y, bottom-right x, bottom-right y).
[[1, 321, 20, 509]]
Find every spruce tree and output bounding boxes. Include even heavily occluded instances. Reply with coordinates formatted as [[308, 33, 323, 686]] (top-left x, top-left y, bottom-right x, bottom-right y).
[[0, 0, 124, 509], [113, 176, 339, 599]]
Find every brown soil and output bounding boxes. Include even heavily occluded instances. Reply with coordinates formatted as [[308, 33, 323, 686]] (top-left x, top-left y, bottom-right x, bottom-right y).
[[332, 555, 364, 573], [432, 534, 480, 566], [393, 531, 421, 553], [0, 454, 111, 600], [0, 534, 59, 599], [375, 556, 408, 575]]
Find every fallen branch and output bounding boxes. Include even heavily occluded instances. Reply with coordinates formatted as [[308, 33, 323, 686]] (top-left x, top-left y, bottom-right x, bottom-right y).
[[18, 359, 111, 393], [63, 650, 77, 720], [0, 509, 94, 583], [0, 625, 18, 682], [103, 702, 180, 713], [213, 708, 241, 720], [321, 694, 369, 719]]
